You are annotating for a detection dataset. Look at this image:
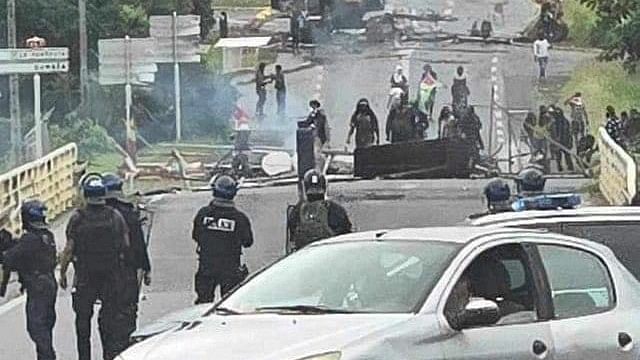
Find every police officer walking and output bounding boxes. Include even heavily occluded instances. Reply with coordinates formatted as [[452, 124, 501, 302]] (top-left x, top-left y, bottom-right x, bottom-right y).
[[60, 174, 131, 360], [3, 200, 58, 360], [192, 175, 254, 304], [102, 173, 152, 345], [288, 169, 352, 250]]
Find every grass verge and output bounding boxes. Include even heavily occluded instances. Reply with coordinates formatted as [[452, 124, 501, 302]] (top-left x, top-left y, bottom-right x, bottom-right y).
[[86, 151, 122, 173], [559, 61, 640, 135]]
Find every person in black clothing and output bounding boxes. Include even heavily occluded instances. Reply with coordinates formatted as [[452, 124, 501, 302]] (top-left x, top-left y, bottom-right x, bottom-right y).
[[451, 66, 470, 119], [255, 63, 271, 119], [346, 98, 380, 149], [102, 173, 151, 346], [288, 169, 352, 250], [274, 64, 286, 119], [386, 98, 416, 143], [3, 200, 57, 360], [605, 105, 622, 145], [192, 175, 254, 304], [60, 175, 131, 360], [550, 107, 574, 172], [219, 12, 229, 38]]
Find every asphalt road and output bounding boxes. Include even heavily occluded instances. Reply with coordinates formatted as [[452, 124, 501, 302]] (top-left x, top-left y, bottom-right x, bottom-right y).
[[0, 178, 589, 360]]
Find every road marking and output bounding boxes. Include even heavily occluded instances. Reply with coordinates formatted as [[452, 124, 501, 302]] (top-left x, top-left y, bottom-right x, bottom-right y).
[[491, 66, 498, 74], [491, 75, 498, 82], [492, 56, 499, 64], [0, 294, 26, 316]]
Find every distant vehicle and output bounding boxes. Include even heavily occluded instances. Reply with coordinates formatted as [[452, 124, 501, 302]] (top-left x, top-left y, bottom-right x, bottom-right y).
[[469, 206, 640, 280], [120, 227, 640, 360]]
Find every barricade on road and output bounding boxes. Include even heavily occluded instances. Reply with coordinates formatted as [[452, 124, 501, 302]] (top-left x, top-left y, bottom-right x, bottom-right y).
[[0, 143, 77, 235], [598, 127, 637, 205]]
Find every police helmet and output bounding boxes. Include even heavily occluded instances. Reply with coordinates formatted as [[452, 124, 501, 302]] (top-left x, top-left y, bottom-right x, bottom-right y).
[[303, 169, 327, 197], [212, 174, 238, 200], [21, 199, 48, 230], [102, 173, 124, 199], [484, 179, 511, 203], [80, 173, 107, 204], [515, 166, 546, 193]]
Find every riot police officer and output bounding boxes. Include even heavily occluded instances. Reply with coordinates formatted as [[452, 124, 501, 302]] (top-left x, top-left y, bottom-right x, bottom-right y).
[[60, 174, 131, 360], [192, 175, 254, 304], [483, 178, 512, 213], [3, 200, 57, 360], [515, 165, 546, 195], [102, 173, 151, 345], [288, 169, 352, 250]]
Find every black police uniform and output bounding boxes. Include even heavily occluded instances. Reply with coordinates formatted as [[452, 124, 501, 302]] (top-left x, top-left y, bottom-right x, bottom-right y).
[[106, 198, 151, 343], [192, 199, 254, 304], [288, 199, 352, 249], [64, 205, 130, 360], [4, 228, 57, 360]]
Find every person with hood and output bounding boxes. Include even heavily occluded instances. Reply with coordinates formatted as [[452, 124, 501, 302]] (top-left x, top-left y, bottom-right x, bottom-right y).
[[346, 98, 380, 149], [550, 107, 574, 172], [459, 106, 484, 152], [438, 106, 456, 139], [390, 65, 409, 103], [451, 66, 471, 119], [386, 97, 416, 143]]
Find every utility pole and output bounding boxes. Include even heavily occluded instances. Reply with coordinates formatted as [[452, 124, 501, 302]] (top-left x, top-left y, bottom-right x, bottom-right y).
[[79, 0, 89, 113], [7, 0, 22, 165]]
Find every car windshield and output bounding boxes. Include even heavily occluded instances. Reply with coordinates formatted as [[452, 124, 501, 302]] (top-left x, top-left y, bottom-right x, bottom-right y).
[[219, 240, 460, 314]]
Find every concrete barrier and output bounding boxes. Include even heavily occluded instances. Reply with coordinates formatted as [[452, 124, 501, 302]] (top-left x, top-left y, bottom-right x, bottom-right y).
[[598, 128, 637, 205], [0, 143, 77, 235]]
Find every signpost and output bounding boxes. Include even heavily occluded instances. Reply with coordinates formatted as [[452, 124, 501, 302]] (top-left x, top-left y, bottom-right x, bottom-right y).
[[150, 13, 201, 142], [0, 43, 69, 159], [98, 36, 158, 161]]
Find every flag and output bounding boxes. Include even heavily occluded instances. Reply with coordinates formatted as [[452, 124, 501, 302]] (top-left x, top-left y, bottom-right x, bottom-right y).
[[233, 104, 251, 130], [417, 73, 439, 114]]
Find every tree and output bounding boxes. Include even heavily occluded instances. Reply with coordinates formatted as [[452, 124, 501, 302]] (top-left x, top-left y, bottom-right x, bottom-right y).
[[579, 0, 640, 71]]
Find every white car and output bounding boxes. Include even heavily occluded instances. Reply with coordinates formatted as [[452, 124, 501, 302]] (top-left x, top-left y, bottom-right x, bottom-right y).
[[119, 227, 640, 360]]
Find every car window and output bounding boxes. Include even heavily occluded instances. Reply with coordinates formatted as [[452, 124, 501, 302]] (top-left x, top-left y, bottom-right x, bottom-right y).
[[561, 222, 640, 280], [538, 245, 614, 319], [444, 244, 538, 327], [221, 240, 460, 314]]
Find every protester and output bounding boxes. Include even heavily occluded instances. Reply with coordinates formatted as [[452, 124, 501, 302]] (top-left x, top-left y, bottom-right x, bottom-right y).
[[564, 92, 588, 146], [605, 105, 622, 145], [390, 65, 409, 103], [550, 107, 574, 172], [533, 35, 551, 78], [451, 66, 470, 119], [347, 98, 380, 149]]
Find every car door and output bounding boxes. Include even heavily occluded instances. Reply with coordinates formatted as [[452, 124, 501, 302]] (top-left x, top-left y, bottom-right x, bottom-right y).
[[535, 243, 635, 360], [439, 243, 555, 360]]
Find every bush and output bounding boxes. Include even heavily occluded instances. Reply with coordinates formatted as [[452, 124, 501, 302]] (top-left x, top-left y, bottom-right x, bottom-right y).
[[49, 115, 115, 160], [564, 0, 599, 47]]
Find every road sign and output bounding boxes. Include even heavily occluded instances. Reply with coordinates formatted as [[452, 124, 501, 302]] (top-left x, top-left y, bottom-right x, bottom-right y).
[[98, 37, 158, 86], [0, 61, 69, 75], [0, 47, 68, 61], [150, 15, 201, 37]]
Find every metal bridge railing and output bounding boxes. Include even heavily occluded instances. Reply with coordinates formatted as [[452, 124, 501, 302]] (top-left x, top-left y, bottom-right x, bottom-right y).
[[0, 143, 77, 235]]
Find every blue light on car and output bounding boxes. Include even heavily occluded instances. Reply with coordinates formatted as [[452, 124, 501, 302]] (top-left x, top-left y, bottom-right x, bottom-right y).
[[511, 193, 582, 212]]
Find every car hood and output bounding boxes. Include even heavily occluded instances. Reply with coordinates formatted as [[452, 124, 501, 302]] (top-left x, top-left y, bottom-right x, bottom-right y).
[[121, 313, 413, 360], [131, 304, 213, 339]]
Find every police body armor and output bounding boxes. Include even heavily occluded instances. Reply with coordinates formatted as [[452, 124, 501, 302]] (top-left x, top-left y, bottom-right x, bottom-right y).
[[293, 200, 335, 249], [73, 208, 120, 273]]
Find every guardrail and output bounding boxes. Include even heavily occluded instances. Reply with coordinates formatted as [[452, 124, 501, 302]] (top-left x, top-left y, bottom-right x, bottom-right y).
[[598, 127, 637, 205], [0, 143, 77, 235]]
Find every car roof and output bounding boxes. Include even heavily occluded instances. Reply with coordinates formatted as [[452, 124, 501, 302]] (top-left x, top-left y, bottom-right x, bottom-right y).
[[321, 226, 542, 245], [469, 206, 640, 227]]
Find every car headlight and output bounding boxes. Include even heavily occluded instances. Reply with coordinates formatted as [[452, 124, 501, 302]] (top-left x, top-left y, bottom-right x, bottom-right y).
[[296, 352, 342, 360]]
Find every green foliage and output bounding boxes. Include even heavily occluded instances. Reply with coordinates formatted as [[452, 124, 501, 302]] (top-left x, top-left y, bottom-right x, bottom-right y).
[[560, 61, 640, 135], [577, 0, 640, 71], [49, 116, 115, 160], [564, 0, 599, 46]]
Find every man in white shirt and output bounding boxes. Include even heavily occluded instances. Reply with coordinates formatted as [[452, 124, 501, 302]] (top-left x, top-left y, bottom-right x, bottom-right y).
[[533, 35, 551, 78]]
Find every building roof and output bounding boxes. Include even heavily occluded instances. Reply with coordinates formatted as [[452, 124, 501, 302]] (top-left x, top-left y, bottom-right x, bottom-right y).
[[213, 37, 272, 48]]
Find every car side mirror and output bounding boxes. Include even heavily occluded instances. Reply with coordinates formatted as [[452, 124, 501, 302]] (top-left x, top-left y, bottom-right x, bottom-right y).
[[461, 298, 500, 328]]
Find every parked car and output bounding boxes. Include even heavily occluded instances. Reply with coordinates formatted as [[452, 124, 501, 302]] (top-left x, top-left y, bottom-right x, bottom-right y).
[[469, 206, 640, 280], [119, 226, 640, 360]]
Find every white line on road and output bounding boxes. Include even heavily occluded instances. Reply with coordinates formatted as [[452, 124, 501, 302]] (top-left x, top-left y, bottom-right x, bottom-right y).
[[492, 56, 499, 64], [491, 66, 498, 74], [0, 294, 26, 316]]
